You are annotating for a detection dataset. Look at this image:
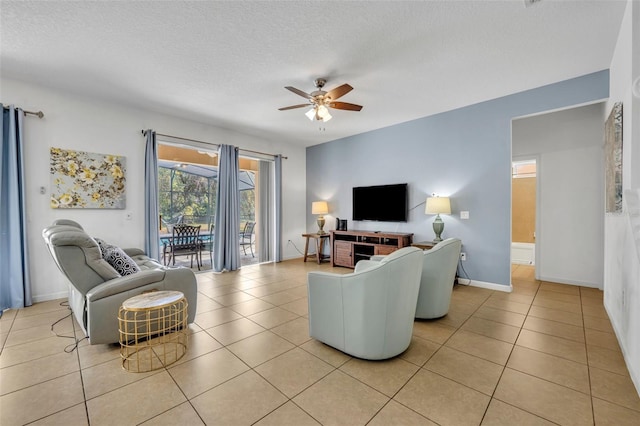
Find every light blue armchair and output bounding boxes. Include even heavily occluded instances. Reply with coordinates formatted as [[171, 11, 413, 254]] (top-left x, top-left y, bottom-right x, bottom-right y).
[[414, 238, 462, 319], [370, 238, 462, 319], [307, 246, 423, 360]]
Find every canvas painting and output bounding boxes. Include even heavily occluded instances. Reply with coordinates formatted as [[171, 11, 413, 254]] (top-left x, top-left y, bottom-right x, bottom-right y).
[[605, 102, 623, 213], [50, 147, 126, 209]]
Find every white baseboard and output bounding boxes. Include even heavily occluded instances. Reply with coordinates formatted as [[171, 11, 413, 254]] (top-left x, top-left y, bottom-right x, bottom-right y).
[[537, 275, 602, 289], [511, 242, 535, 265], [459, 278, 512, 293], [32, 291, 68, 303], [604, 301, 640, 400]]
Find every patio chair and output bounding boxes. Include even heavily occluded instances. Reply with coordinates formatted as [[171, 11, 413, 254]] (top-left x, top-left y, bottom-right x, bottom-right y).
[[239, 221, 256, 257], [163, 224, 202, 270], [199, 222, 215, 266]]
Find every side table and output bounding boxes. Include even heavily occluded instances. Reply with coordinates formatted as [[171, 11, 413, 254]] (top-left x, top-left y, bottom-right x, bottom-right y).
[[412, 241, 438, 250], [302, 233, 330, 264], [118, 290, 188, 372]]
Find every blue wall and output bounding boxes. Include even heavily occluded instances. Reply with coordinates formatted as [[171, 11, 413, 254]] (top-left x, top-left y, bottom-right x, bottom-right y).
[[306, 70, 609, 287]]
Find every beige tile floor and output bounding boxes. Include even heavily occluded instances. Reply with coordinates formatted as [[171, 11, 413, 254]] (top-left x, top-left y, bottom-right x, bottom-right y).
[[1, 262, 639, 425]]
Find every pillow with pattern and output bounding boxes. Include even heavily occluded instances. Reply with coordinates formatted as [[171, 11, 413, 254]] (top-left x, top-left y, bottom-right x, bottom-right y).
[[94, 238, 140, 276], [94, 238, 109, 256]]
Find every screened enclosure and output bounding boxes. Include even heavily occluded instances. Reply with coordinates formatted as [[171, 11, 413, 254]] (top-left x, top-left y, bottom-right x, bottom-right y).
[[158, 159, 256, 230]]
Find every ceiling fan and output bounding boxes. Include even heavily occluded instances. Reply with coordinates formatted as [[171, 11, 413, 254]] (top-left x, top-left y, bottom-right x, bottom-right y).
[[278, 78, 363, 122]]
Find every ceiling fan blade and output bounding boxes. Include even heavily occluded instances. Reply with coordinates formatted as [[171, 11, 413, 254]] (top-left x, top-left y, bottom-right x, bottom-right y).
[[329, 102, 363, 111], [326, 84, 353, 101], [278, 104, 311, 111], [285, 86, 313, 100]]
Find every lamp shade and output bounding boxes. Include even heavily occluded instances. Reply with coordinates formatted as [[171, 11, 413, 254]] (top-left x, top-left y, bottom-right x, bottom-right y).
[[312, 201, 329, 215], [425, 197, 451, 215]]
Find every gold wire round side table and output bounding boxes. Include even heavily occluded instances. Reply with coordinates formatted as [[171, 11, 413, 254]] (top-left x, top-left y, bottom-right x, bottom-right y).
[[118, 290, 188, 372]]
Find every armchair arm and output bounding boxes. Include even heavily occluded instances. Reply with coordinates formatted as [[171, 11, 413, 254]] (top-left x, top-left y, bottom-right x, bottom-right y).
[[86, 270, 167, 302], [86, 267, 195, 302], [123, 248, 145, 257], [307, 271, 346, 350]]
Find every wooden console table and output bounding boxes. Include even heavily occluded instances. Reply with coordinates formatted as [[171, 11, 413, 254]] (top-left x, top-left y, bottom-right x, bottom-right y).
[[330, 230, 413, 268], [302, 233, 330, 264]]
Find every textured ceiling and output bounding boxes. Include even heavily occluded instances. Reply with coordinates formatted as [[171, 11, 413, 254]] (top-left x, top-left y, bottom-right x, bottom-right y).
[[0, 1, 627, 147]]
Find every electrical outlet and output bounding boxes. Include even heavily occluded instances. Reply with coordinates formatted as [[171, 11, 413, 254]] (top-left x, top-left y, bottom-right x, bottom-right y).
[[460, 252, 467, 261]]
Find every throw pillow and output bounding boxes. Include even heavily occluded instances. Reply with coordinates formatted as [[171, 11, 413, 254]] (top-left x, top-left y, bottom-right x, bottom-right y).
[[94, 238, 110, 256], [94, 238, 140, 276]]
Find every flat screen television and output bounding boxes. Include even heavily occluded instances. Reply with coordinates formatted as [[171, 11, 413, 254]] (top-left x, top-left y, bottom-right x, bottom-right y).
[[352, 183, 408, 222]]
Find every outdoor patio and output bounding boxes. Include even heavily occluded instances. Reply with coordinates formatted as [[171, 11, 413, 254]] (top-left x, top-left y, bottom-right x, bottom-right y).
[[163, 245, 259, 272]]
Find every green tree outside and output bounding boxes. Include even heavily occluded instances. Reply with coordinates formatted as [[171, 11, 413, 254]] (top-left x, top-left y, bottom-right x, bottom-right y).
[[159, 167, 255, 230]]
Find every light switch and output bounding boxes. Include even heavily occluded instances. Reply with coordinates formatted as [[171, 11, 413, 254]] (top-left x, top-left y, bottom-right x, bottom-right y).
[[460, 211, 470, 219]]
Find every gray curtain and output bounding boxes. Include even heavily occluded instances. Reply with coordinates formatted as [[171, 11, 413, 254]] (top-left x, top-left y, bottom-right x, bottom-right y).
[[144, 130, 160, 261], [214, 144, 240, 271], [0, 105, 32, 309], [275, 154, 282, 262], [258, 160, 274, 263]]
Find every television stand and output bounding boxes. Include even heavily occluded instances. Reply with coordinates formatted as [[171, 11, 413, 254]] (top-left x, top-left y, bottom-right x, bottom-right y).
[[330, 230, 413, 268]]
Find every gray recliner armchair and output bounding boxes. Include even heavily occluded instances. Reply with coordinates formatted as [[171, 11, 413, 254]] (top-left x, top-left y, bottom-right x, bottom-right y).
[[307, 246, 423, 360], [42, 220, 198, 345]]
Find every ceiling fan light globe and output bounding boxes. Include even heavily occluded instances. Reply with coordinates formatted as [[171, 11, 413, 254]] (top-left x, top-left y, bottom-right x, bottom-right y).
[[305, 108, 316, 121], [317, 105, 329, 118], [322, 112, 332, 122]]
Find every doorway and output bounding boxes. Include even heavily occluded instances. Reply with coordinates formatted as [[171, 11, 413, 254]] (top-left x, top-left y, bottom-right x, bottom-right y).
[[511, 102, 605, 288], [511, 159, 537, 282]]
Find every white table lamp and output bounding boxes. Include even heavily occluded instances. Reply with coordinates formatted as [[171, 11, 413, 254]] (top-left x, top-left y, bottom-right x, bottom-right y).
[[312, 201, 329, 234], [425, 197, 451, 242]]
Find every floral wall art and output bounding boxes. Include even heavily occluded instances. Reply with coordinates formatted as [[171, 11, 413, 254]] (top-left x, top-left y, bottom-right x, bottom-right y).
[[604, 102, 623, 213], [50, 147, 126, 209]]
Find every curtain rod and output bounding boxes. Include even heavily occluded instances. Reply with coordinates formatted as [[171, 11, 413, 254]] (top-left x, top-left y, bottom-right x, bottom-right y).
[[141, 130, 287, 159], [2, 105, 44, 118]]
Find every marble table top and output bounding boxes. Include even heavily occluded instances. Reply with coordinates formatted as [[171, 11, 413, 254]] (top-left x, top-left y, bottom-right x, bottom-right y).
[[122, 290, 184, 310]]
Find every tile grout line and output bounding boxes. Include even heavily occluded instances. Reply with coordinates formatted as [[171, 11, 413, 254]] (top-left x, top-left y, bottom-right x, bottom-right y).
[[579, 286, 598, 425], [192, 299, 328, 425], [162, 359, 208, 426], [478, 277, 555, 425], [170, 291, 318, 423], [498, 280, 602, 422], [366, 286, 511, 425], [17, 308, 88, 425], [70, 307, 92, 426]]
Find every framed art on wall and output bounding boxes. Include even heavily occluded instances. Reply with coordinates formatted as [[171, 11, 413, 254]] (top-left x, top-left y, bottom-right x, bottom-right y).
[[604, 102, 623, 213], [50, 147, 126, 209]]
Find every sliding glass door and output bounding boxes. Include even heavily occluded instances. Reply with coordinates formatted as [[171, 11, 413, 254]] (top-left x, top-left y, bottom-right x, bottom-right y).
[[157, 141, 275, 270]]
